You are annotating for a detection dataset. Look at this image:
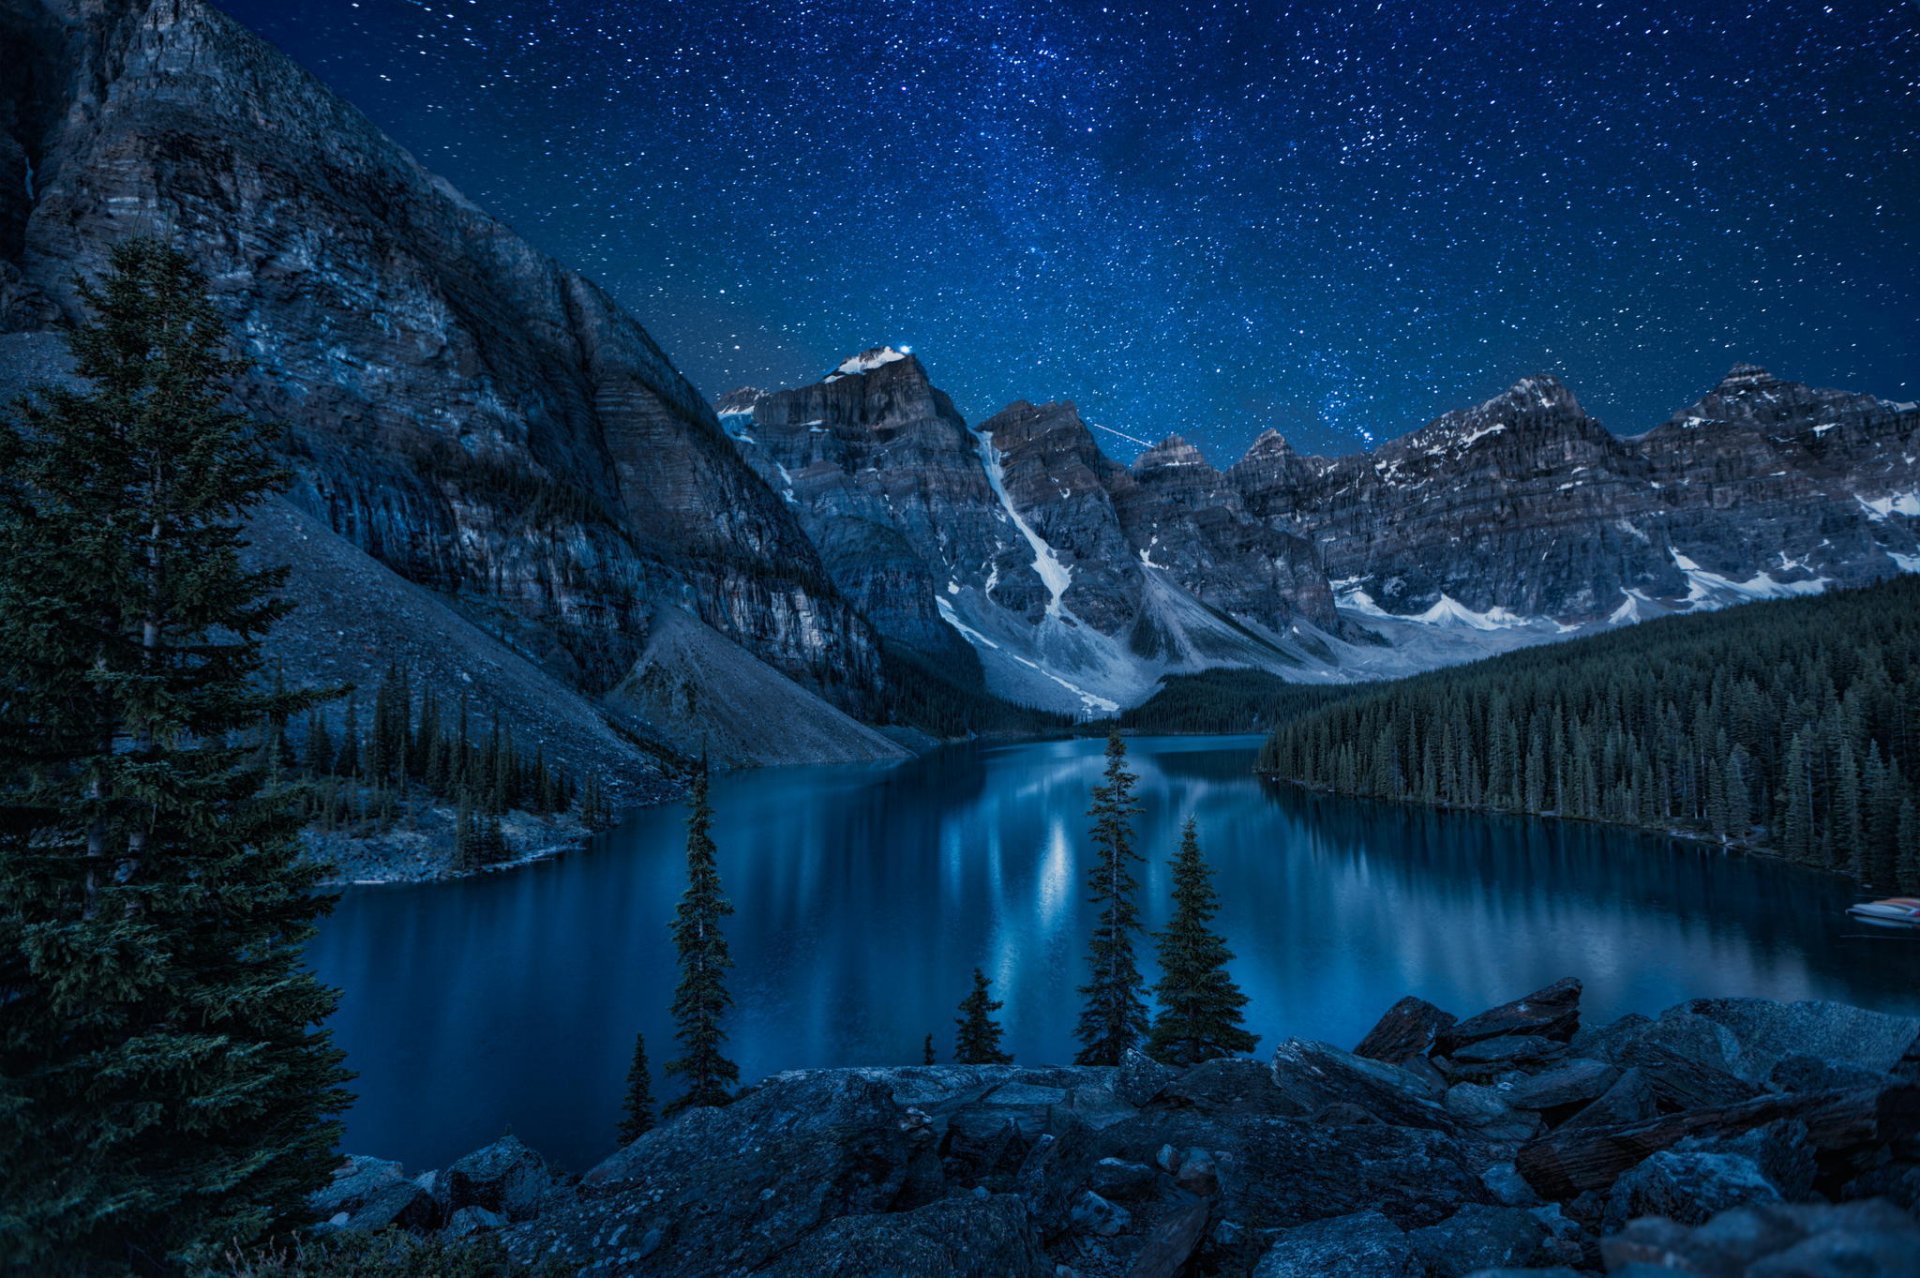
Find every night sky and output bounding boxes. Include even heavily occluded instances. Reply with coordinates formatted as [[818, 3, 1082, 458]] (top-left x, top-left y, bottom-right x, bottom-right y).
[[215, 0, 1917, 461]]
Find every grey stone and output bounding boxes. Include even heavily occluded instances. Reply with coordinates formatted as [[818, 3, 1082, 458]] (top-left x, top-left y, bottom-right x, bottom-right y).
[[1087, 1157, 1156, 1201], [1436, 979, 1584, 1054], [444, 1134, 561, 1222], [441, 1205, 507, 1240], [343, 1179, 438, 1234], [1112, 1049, 1180, 1107], [1407, 1204, 1575, 1278], [758, 1193, 1052, 1277], [310, 1155, 406, 1219], [1559, 1066, 1658, 1130], [1504, 1058, 1619, 1112], [1253, 1209, 1419, 1277], [1270, 1037, 1454, 1130], [1602, 1150, 1782, 1232], [1355, 996, 1459, 1065], [1069, 1190, 1131, 1237]]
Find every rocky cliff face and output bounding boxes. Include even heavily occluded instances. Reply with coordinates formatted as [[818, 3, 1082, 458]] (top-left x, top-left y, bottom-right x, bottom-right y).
[[727, 361, 1351, 717], [1239, 369, 1920, 628], [0, 0, 880, 713]]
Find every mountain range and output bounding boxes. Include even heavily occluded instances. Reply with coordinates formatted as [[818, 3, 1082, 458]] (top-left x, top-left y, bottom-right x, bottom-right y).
[[3, 0, 1916, 758]]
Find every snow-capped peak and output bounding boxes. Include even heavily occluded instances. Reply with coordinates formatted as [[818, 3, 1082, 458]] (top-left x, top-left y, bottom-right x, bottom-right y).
[[832, 345, 913, 377]]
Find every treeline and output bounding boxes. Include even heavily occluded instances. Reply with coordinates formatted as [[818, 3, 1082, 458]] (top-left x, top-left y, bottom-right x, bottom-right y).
[[1120, 669, 1358, 734], [273, 663, 614, 870], [876, 641, 1071, 737], [1259, 577, 1920, 889]]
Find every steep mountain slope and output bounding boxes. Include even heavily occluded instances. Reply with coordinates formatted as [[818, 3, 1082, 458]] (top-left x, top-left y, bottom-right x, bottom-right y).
[[724, 356, 1355, 716], [0, 0, 881, 723], [1237, 368, 1920, 628]]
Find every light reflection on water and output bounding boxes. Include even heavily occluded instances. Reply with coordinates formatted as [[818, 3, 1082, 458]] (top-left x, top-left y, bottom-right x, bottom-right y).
[[308, 734, 1920, 1172]]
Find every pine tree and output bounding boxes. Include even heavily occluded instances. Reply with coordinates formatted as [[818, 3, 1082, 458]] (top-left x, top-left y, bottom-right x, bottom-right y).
[[922, 1032, 937, 1066], [618, 1032, 656, 1144], [0, 240, 351, 1269], [663, 761, 738, 1115], [954, 968, 1014, 1065], [1147, 818, 1258, 1066], [1074, 730, 1149, 1065]]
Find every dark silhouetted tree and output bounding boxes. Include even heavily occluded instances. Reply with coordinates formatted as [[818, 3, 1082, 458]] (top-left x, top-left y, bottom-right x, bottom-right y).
[[618, 1032, 656, 1144], [1074, 730, 1149, 1065], [663, 762, 738, 1115], [1148, 818, 1258, 1065], [954, 968, 1013, 1065], [0, 240, 350, 1270]]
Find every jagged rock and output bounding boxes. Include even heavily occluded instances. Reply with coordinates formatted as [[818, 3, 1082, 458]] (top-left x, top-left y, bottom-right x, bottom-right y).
[[1504, 1059, 1620, 1113], [311, 1155, 406, 1219], [1611, 1013, 1761, 1110], [1437, 982, 1584, 1055], [1514, 1082, 1920, 1200], [1174, 1147, 1219, 1196], [1770, 1053, 1891, 1094], [441, 1206, 507, 1240], [503, 1072, 917, 1275], [1441, 1035, 1565, 1081], [1113, 1049, 1180, 1108], [444, 1135, 562, 1222], [1354, 995, 1459, 1065], [1674, 998, 1920, 1080], [1600, 1198, 1920, 1276], [1227, 1121, 1493, 1229], [1160, 1057, 1298, 1116], [1560, 1068, 1659, 1131], [759, 1193, 1052, 1278], [1675, 1119, 1819, 1202], [1270, 1038, 1455, 1131], [1070, 1190, 1131, 1236], [1480, 1163, 1541, 1207], [1253, 1209, 1419, 1277], [343, 1180, 438, 1234], [1602, 1150, 1782, 1232], [1445, 1084, 1543, 1142], [1126, 1198, 1211, 1278], [1406, 1204, 1582, 1278], [1088, 1157, 1157, 1201]]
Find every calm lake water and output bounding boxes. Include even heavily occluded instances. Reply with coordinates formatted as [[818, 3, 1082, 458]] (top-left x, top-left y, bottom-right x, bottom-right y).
[[308, 734, 1920, 1172]]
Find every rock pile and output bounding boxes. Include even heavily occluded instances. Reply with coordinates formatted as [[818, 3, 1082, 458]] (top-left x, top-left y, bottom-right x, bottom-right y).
[[316, 982, 1920, 1276]]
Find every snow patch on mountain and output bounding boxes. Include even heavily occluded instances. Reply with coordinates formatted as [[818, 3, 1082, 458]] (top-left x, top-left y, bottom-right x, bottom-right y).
[[834, 346, 912, 376], [1670, 548, 1828, 606], [1856, 491, 1920, 521], [975, 429, 1075, 619]]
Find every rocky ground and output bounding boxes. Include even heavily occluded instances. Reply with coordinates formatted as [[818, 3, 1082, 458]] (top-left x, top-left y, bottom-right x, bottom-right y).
[[313, 980, 1920, 1276]]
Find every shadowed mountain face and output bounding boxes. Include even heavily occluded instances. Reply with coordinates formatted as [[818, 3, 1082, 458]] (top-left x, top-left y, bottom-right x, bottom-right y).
[[0, 0, 878, 712]]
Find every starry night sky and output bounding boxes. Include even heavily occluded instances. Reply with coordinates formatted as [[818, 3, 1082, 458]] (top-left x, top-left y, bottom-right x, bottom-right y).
[[215, 0, 1918, 460]]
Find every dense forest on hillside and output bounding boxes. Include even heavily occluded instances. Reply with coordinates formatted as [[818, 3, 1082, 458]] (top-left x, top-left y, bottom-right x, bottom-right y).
[[877, 643, 1073, 737], [1259, 577, 1920, 889], [1120, 669, 1358, 734]]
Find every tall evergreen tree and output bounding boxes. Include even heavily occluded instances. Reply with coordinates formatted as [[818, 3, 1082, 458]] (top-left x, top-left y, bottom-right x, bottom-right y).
[[954, 968, 1014, 1065], [922, 1032, 936, 1066], [1074, 730, 1149, 1065], [0, 240, 350, 1270], [663, 762, 738, 1116], [1147, 818, 1258, 1066], [617, 1032, 656, 1144]]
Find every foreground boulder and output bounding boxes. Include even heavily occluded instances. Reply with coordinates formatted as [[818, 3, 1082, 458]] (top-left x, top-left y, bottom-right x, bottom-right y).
[[504, 1072, 918, 1274], [1601, 1198, 1920, 1274], [326, 983, 1920, 1275]]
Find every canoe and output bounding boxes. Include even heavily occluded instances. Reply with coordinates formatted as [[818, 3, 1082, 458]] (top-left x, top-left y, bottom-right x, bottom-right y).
[[1847, 897, 1920, 929]]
